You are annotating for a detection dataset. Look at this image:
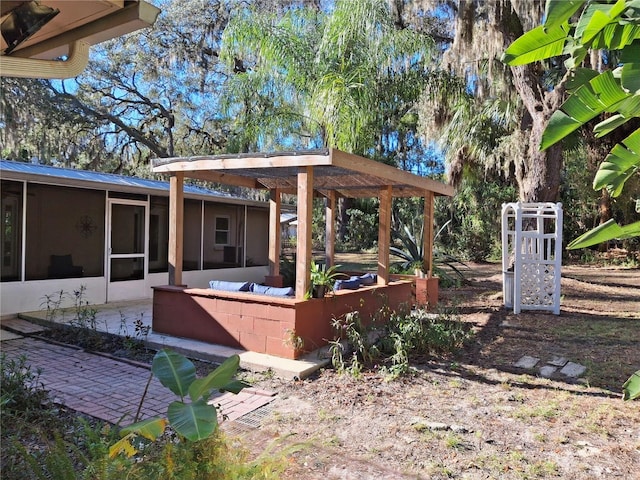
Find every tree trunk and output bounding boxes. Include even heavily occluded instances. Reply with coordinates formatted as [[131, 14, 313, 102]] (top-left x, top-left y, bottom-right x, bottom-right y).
[[510, 63, 565, 203], [519, 118, 563, 202]]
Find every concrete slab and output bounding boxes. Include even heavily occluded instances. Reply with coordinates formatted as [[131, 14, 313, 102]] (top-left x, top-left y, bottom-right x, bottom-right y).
[[2, 317, 47, 334], [514, 355, 539, 369], [560, 362, 587, 378], [547, 355, 568, 367], [0, 329, 22, 341], [539, 365, 557, 378]]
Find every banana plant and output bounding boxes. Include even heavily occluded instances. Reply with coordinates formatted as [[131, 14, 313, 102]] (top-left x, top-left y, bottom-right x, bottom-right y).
[[110, 349, 248, 458], [502, 0, 640, 247], [623, 370, 640, 401]]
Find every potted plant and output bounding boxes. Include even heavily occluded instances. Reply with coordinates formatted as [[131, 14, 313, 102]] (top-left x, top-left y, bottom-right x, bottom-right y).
[[309, 260, 342, 298]]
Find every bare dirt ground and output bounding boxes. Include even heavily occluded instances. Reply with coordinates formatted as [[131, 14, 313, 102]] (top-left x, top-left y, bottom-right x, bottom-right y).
[[239, 261, 640, 479]]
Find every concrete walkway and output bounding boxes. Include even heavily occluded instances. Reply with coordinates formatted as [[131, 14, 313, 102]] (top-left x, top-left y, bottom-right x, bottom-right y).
[[0, 322, 276, 426]]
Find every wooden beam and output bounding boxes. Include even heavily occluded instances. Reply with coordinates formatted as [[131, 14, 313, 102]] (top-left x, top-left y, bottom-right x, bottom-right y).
[[295, 167, 314, 299], [186, 171, 261, 189], [325, 191, 336, 268], [269, 189, 281, 276], [168, 172, 184, 286], [423, 191, 435, 277], [377, 185, 392, 285], [330, 148, 454, 197], [152, 153, 331, 172]]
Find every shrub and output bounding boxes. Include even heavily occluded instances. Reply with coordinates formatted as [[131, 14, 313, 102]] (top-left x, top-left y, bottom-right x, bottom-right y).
[[330, 305, 473, 379]]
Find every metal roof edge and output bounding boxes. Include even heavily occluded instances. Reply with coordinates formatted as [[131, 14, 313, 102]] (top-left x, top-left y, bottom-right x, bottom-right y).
[[0, 160, 266, 207]]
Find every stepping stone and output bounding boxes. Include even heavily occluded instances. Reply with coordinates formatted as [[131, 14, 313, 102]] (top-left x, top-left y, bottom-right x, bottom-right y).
[[1, 318, 47, 334], [547, 355, 568, 367], [0, 329, 22, 341], [514, 355, 539, 369], [560, 362, 586, 378], [539, 365, 557, 378]]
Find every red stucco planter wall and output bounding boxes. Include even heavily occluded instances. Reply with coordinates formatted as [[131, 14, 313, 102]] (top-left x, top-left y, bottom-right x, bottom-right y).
[[152, 281, 413, 359]]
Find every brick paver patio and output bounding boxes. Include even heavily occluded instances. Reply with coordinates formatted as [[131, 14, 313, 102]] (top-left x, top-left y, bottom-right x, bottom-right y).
[[1, 336, 275, 425]]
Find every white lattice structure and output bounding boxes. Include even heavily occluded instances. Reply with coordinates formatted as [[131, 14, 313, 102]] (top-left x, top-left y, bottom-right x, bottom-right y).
[[502, 202, 563, 315]]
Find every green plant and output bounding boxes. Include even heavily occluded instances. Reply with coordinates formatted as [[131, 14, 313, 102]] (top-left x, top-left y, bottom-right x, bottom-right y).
[[390, 218, 469, 287], [622, 370, 640, 401], [378, 306, 473, 379], [118, 312, 151, 354], [283, 329, 304, 352], [111, 349, 248, 457], [309, 260, 342, 297], [0, 354, 48, 422], [329, 303, 472, 379], [69, 286, 98, 331], [329, 311, 380, 376], [40, 289, 67, 322]]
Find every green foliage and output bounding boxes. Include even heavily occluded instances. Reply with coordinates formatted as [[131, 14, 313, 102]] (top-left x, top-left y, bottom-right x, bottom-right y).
[[329, 305, 473, 379], [567, 218, 640, 249], [622, 370, 640, 401], [338, 204, 378, 251], [0, 354, 49, 425], [435, 179, 517, 262], [377, 307, 473, 379], [221, 0, 436, 158], [16, 417, 291, 480], [309, 261, 342, 298], [329, 311, 380, 377], [115, 350, 248, 452], [40, 286, 109, 351], [503, 0, 640, 246]]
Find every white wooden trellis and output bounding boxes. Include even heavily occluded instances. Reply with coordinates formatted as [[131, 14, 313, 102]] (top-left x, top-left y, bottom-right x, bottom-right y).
[[501, 202, 563, 315]]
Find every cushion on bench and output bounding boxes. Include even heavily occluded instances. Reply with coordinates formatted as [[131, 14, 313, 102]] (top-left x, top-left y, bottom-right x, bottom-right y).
[[208, 280, 251, 292], [334, 278, 362, 290], [250, 283, 294, 296], [358, 273, 377, 285]]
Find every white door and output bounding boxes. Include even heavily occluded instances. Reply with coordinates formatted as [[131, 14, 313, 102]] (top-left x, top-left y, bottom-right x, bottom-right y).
[[107, 199, 148, 301]]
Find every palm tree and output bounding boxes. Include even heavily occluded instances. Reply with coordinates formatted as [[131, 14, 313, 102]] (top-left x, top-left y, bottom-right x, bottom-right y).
[[220, 0, 437, 154], [221, 0, 440, 239]]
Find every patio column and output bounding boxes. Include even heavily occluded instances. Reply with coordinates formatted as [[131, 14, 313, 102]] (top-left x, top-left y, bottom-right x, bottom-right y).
[[325, 191, 337, 268], [377, 185, 392, 285], [168, 172, 184, 286], [268, 188, 281, 277], [295, 166, 314, 299], [423, 191, 434, 277]]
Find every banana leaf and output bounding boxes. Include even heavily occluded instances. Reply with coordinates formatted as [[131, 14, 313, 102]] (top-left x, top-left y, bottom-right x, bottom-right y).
[[151, 349, 196, 398], [592, 129, 640, 196], [622, 370, 640, 401], [567, 219, 640, 249], [167, 399, 218, 441]]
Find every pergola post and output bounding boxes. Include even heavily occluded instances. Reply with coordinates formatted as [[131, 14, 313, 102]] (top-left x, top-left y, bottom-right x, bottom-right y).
[[268, 188, 281, 277], [168, 172, 184, 286], [423, 191, 435, 277], [325, 191, 337, 268], [377, 185, 392, 285], [295, 166, 314, 299]]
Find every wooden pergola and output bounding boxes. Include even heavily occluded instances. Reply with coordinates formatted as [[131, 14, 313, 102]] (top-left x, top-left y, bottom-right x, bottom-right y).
[[152, 148, 454, 299]]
